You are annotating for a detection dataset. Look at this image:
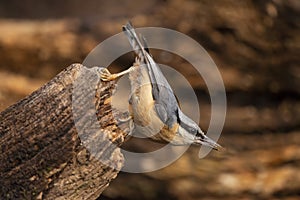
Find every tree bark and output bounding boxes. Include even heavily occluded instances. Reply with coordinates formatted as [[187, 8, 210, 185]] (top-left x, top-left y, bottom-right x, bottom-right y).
[[0, 64, 128, 200]]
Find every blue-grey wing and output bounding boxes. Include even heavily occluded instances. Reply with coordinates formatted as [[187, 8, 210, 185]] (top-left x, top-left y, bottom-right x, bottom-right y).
[[145, 53, 179, 127]]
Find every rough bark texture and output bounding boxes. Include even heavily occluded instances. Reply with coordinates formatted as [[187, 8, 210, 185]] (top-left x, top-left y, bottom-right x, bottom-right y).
[[0, 1, 299, 199], [0, 64, 127, 200]]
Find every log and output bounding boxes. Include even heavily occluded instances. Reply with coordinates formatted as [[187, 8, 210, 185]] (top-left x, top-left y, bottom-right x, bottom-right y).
[[0, 64, 129, 200]]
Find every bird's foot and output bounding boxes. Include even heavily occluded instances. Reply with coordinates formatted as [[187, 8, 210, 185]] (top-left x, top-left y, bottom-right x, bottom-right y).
[[98, 68, 118, 82]]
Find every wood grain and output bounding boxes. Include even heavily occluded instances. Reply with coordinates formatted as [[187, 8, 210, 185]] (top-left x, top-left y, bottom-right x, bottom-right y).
[[0, 64, 128, 200]]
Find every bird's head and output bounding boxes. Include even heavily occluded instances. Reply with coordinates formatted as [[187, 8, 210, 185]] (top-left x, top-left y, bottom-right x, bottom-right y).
[[176, 110, 223, 151]]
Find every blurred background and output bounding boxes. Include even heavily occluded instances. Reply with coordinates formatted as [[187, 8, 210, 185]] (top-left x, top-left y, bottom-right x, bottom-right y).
[[0, 0, 299, 199]]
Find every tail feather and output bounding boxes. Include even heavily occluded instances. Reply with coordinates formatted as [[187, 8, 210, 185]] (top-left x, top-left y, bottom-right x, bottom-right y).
[[141, 35, 150, 53], [122, 22, 161, 97], [122, 22, 148, 63]]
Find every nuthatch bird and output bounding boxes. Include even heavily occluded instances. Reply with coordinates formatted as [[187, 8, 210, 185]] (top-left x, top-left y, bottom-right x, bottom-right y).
[[100, 22, 222, 150]]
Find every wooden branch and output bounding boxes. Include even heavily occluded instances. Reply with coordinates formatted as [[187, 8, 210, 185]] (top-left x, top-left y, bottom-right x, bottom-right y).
[[0, 64, 128, 200]]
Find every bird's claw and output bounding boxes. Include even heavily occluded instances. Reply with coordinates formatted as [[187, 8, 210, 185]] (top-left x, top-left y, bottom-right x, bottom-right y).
[[98, 68, 117, 81]]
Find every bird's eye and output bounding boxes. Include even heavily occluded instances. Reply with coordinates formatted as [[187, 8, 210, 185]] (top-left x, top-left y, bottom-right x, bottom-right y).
[[189, 128, 197, 134]]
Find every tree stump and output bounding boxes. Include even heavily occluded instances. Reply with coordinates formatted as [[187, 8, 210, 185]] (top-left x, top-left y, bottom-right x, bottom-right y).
[[0, 64, 128, 199]]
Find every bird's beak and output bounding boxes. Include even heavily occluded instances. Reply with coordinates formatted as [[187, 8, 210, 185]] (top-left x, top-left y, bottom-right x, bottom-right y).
[[195, 135, 224, 151]]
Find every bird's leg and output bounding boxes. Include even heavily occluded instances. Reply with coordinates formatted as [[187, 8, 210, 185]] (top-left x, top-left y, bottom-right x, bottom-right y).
[[99, 66, 135, 82]]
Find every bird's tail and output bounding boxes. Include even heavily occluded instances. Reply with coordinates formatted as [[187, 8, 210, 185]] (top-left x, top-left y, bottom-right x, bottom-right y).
[[122, 22, 161, 92], [122, 22, 149, 64]]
